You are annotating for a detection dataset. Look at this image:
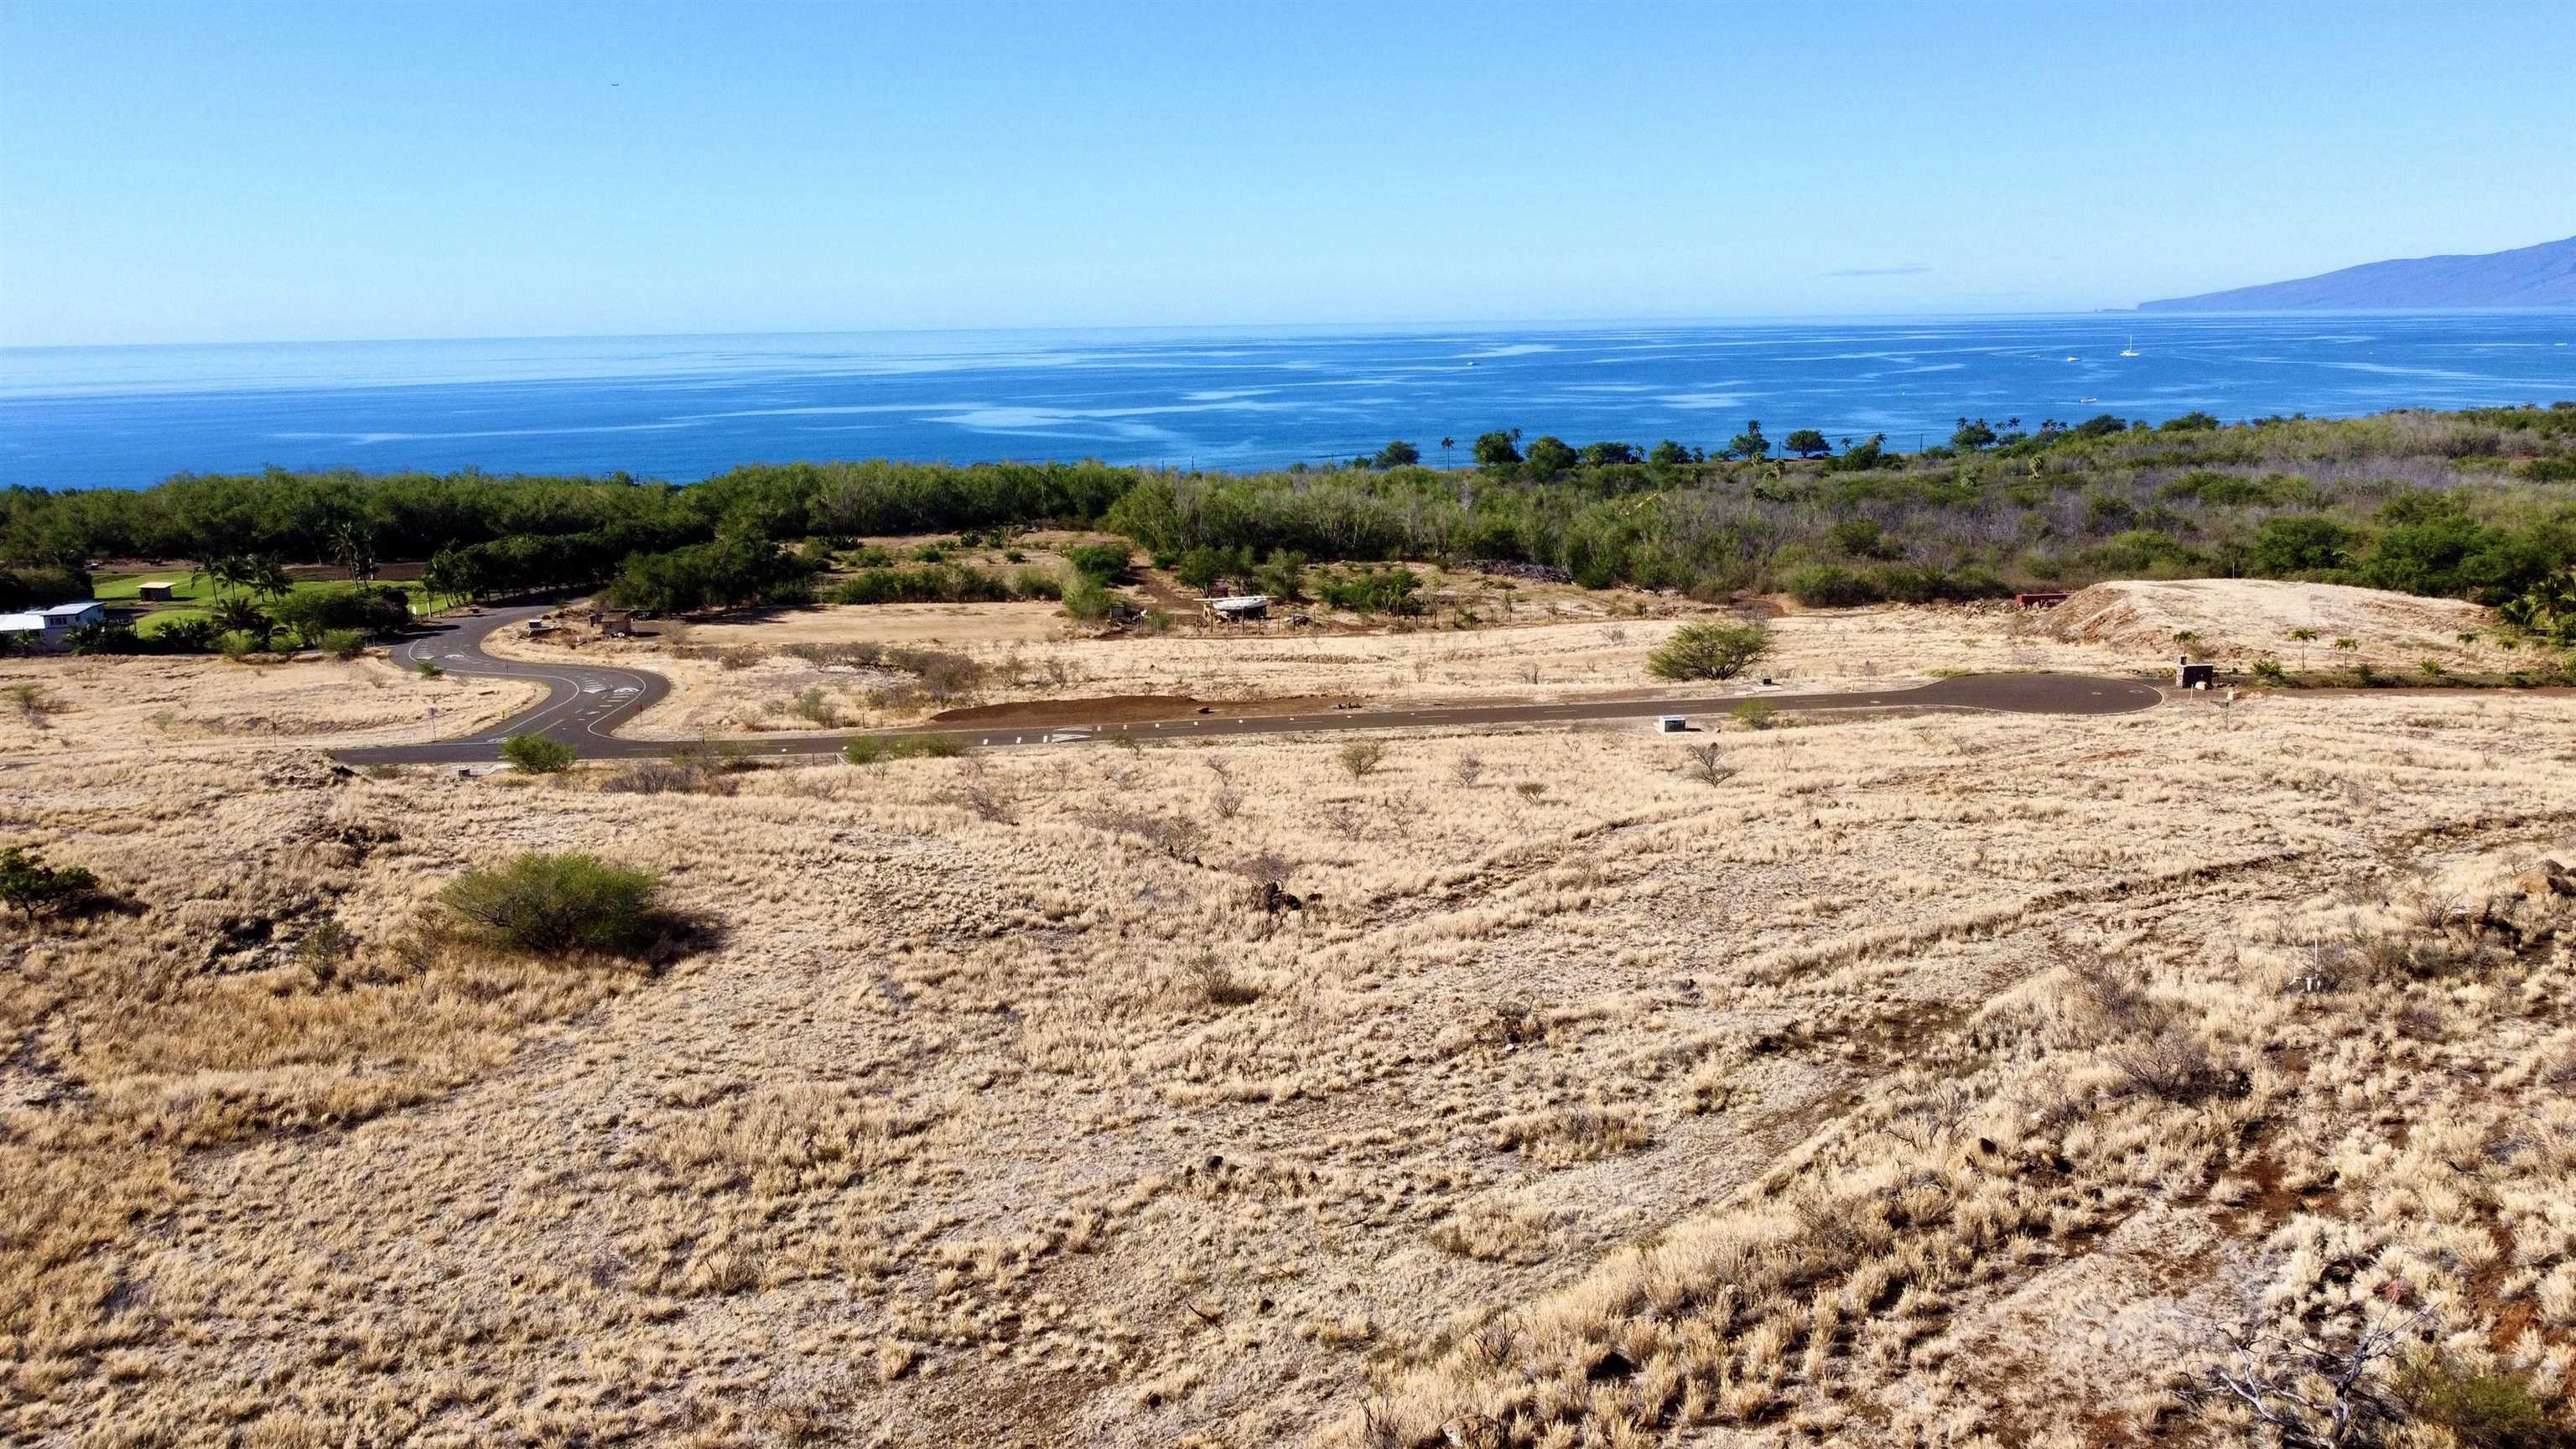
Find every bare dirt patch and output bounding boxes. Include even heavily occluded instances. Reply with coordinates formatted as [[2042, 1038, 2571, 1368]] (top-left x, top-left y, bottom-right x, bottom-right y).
[[2051, 578, 2503, 668]]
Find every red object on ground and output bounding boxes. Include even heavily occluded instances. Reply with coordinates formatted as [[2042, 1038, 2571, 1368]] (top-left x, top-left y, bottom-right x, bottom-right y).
[[2016, 591, 2070, 608]]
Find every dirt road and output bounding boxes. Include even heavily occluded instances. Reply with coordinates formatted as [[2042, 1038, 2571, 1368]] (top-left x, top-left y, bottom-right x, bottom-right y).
[[334, 614, 2163, 766]]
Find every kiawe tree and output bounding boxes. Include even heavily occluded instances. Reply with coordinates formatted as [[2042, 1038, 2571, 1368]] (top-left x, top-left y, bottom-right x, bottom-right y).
[[1784, 428, 1831, 459], [1951, 417, 1998, 450], [1523, 435, 1579, 480], [1374, 439, 1420, 469], [1472, 429, 1524, 468], [1727, 420, 1770, 460]]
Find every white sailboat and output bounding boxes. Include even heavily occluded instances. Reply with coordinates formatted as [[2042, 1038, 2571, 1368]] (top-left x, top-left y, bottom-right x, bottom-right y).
[[2120, 335, 2139, 357]]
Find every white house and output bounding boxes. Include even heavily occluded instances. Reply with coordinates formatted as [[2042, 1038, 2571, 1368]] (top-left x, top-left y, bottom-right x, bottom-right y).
[[0, 600, 106, 651]]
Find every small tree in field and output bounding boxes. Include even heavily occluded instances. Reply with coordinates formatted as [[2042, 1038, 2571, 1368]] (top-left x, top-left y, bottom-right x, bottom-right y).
[[440, 852, 662, 954], [1, 845, 99, 921], [1337, 740, 1387, 779], [1648, 621, 1772, 682], [500, 735, 576, 773]]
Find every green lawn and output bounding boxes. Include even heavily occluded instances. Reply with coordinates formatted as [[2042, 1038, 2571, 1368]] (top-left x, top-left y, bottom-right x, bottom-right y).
[[92, 573, 426, 636]]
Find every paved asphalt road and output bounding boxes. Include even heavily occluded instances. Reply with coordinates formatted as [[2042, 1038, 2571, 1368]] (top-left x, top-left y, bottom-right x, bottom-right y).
[[337, 609, 2165, 766]]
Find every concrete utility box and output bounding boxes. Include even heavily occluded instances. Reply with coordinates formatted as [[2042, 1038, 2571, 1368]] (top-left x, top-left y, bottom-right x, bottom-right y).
[[2176, 655, 2217, 689], [1656, 715, 1688, 733]]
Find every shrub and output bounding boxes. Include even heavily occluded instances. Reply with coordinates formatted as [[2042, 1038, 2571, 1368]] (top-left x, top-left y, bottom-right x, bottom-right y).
[[600, 758, 740, 796], [1062, 576, 1115, 622], [439, 852, 662, 955], [416, 660, 444, 678], [1786, 564, 1883, 608], [500, 735, 577, 773], [1648, 621, 1773, 682], [272, 584, 412, 645], [1685, 741, 1736, 785], [1318, 567, 1422, 615], [1063, 543, 1132, 583], [319, 629, 367, 660], [1, 844, 100, 921], [216, 629, 264, 660], [1337, 740, 1387, 778], [830, 564, 1014, 605], [147, 615, 220, 652], [2106, 1027, 2240, 1104], [2397, 1353, 2552, 1446], [844, 734, 966, 765], [1732, 699, 1778, 730]]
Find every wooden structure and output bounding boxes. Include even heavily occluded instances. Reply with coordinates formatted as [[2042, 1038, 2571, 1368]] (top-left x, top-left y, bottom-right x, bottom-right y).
[[137, 580, 179, 602]]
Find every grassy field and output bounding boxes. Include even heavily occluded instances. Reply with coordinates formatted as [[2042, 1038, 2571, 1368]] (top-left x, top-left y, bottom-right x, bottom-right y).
[[3, 589, 2572, 1446], [90, 571, 427, 636]]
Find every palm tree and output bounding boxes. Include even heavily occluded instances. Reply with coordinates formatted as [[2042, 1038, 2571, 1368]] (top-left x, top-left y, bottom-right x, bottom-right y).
[[193, 553, 252, 600], [208, 596, 272, 645], [250, 557, 294, 601], [2288, 626, 2318, 669], [330, 523, 380, 584]]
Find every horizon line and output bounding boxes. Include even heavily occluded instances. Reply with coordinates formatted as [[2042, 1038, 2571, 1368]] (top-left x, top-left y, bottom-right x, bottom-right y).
[[13, 304, 2576, 356], [0, 306, 2263, 355]]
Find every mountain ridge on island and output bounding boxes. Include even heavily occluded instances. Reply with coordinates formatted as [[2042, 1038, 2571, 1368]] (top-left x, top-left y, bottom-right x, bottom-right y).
[[2139, 234, 2576, 311]]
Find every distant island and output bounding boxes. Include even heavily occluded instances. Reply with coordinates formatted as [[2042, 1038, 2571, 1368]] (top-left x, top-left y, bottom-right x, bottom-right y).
[[2140, 234, 2576, 311]]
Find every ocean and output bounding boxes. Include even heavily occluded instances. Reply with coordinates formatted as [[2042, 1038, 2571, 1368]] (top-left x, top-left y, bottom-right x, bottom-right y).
[[3, 313, 2573, 490]]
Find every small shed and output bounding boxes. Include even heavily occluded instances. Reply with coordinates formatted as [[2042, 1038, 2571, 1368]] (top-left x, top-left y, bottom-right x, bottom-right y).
[[2175, 655, 2217, 689], [1204, 594, 1270, 623], [137, 580, 179, 602], [597, 610, 636, 637]]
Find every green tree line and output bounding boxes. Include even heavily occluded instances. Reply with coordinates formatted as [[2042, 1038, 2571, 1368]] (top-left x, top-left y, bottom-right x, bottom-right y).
[[4, 406, 2570, 638]]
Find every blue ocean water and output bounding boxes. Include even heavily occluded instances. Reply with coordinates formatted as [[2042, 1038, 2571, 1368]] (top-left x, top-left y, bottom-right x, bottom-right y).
[[3, 314, 2573, 490]]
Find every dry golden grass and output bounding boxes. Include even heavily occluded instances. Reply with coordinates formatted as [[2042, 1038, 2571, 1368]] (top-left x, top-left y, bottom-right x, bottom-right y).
[[3, 610, 2572, 1446], [0, 650, 540, 756]]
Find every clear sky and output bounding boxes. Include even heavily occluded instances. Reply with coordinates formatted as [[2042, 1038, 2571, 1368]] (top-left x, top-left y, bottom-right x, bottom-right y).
[[3, 0, 2570, 346]]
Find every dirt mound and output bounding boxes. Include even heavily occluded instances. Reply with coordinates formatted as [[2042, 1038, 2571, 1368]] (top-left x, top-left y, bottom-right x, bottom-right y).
[[2049, 579, 2495, 665]]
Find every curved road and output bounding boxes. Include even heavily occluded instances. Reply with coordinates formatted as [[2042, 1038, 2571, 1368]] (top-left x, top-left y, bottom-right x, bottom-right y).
[[338, 609, 2165, 766], [381, 605, 669, 750]]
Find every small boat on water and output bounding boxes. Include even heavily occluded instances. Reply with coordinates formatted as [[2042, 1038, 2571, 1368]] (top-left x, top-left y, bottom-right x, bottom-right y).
[[2079, 395, 2098, 403], [2120, 335, 2140, 357]]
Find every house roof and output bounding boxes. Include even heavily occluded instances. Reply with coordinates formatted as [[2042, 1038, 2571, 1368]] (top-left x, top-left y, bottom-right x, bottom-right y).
[[1205, 594, 1269, 611], [38, 600, 103, 617], [0, 613, 44, 632]]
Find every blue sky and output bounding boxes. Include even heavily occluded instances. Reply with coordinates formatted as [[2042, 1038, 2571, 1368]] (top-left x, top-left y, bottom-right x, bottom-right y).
[[3, 0, 2570, 346]]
